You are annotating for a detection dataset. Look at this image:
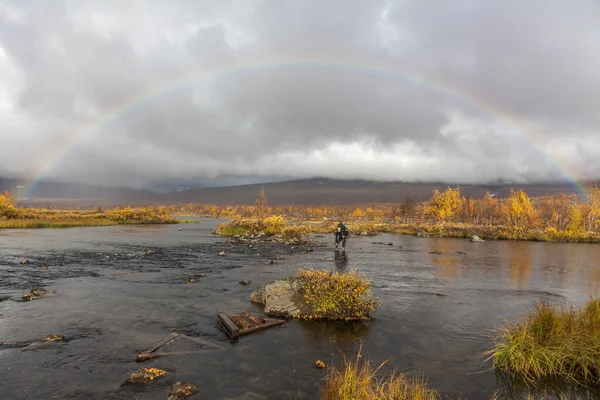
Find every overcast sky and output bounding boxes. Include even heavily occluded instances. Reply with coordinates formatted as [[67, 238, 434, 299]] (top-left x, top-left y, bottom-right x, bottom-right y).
[[1, 0, 599, 190]]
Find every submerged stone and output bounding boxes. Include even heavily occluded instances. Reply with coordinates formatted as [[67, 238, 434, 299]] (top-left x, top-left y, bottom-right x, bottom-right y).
[[239, 279, 251, 285], [168, 381, 199, 400], [228, 392, 267, 400]]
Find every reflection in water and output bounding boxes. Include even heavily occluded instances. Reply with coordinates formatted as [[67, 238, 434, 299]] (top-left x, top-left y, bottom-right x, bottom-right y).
[[334, 250, 349, 271], [298, 320, 372, 351], [506, 243, 532, 290], [588, 268, 600, 295], [428, 239, 460, 279], [495, 371, 598, 400]]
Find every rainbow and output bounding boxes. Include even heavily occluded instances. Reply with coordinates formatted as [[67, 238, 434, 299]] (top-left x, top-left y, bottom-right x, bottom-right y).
[[17, 55, 589, 199]]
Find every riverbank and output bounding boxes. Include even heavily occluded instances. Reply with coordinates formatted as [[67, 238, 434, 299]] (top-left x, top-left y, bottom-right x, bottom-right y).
[[213, 217, 600, 244], [1, 193, 182, 228]]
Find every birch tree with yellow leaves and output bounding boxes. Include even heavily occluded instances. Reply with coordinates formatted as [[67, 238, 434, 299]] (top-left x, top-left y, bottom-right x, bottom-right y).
[[423, 186, 461, 222]]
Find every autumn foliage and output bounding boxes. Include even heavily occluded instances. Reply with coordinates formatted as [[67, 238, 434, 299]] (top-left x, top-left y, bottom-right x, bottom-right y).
[[6, 183, 600, 242], [298, 268, 379, 321], [0, 192, 177, 227], [205, 184, 600, 243]]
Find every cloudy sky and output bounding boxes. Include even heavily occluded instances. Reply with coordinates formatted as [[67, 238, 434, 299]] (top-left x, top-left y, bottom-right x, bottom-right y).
[[1, 0, 599, 190]]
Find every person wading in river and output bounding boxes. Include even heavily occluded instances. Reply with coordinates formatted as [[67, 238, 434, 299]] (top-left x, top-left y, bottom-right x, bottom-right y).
[[335, 222, 350, 250]]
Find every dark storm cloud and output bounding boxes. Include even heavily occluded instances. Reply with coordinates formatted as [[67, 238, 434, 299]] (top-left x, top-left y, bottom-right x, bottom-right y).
[[0, 0, 598, 189]]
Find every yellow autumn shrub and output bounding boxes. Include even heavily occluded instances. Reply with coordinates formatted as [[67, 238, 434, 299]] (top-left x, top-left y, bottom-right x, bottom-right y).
[[0, 192, 18, 219], [282, 224, 311, 240], [298, 268, 379, 320], [262, 215, 285, 235]]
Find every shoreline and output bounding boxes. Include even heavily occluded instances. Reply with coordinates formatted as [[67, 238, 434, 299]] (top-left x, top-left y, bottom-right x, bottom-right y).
[[212, 218, 600, 244], [4, 214, 600, 245]]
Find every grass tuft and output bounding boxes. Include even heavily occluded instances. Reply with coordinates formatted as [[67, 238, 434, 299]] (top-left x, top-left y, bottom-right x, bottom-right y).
[[297, 268, 380, 321], [320, 343, 439, 400], [487, 297, 600, 386]]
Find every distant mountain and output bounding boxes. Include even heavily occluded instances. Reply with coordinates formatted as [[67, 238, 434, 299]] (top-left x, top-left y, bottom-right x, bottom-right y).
[[154, 177, 585, 206], [1, 176, 589, 208], [0, 177, 155, 206]]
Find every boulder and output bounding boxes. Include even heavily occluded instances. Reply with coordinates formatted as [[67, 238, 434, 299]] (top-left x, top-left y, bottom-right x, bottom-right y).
[[250, 278, 308, 318], [168, 381, 199, 400], [470, 235, 485, 243], [416, 232, 429, 238]]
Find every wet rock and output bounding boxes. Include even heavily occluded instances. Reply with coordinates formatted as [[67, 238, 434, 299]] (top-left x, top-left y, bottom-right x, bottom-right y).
[[417, 232, 429, 238], [250, 278, 308, 318], [385, 242, 393, 246], [19, 259, 30, 265], [1, 334, 65, 349], [360, 232, 368, 236], [470, 235, 485, 243], [127, 367, 167, 384], [219, 251, 227, 256], [41, 334, 64, 342], [239, 280, 251, 285], [168, 381, 199, 400], [22, 287, 48, 301], [178, 227, 183, 231], [136, 351, 159, 362], [113, 271, 135, 276]]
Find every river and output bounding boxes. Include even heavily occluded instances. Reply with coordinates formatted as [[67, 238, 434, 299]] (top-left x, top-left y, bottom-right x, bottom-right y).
[[1, 218, 599, 399]]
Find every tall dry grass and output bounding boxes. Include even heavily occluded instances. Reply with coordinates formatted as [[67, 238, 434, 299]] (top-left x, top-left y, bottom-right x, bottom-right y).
[[487, 298, 600, 386], [320, 344, 439, 400]]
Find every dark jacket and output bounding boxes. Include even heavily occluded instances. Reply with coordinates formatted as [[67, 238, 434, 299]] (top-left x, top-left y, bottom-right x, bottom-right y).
[[337, 222, 349, 237]]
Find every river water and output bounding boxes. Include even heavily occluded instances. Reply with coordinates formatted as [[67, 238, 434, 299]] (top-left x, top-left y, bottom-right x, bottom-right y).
[[1, 218, 600, 399]]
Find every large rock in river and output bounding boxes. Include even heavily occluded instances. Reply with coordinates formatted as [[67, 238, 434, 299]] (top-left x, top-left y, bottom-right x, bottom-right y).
[[250, 278, 308, 318], [470, 235, 485, 242]]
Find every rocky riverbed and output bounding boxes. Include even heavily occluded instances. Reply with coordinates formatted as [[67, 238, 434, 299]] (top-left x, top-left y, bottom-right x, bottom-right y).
[[1, 218, 598, 399]]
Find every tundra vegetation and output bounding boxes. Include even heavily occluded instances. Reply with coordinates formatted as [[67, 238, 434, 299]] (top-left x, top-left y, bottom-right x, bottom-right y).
[[6, 184, 600, 241], [320, 344, 439, 400], [297, 268, 379, 321], [0, 192, 177, 228], [209, 184, 600, 243], [488, 297, 600, 387]]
